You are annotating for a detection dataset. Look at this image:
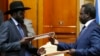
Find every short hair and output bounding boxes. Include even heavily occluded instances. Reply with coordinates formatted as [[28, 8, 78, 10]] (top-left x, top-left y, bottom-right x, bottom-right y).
[[82, 3, 96, 19]]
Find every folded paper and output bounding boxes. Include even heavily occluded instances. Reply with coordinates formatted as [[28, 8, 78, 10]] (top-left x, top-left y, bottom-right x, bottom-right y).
[[33, 32, 55, 40], [44, 50, 69, 56]]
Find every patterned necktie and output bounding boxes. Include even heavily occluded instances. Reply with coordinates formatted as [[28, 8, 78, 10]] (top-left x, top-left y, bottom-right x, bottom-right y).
[[77, 26, 86, 44], [78, 25, 86, 37], [17, 24, 25, 38], [18, 24, 31, 56], [82, 26, 86, 31], [81, 26, 86, 33]]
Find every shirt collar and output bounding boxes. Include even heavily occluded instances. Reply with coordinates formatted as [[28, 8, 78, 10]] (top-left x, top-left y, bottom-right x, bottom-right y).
[[11, 17, 18, 26], [84, 19, 95, 27]]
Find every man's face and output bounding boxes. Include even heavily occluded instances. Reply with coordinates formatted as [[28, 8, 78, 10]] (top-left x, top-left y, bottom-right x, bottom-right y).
[[15, 10, 25, 24], [79, 7, 89, 24]]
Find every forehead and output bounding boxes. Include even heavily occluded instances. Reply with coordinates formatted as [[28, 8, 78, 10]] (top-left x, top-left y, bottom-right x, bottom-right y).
[[16, 10, 25, 14]]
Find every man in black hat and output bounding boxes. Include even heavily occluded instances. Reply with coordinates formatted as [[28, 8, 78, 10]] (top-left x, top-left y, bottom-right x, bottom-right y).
[[0, 1, 40, 56]]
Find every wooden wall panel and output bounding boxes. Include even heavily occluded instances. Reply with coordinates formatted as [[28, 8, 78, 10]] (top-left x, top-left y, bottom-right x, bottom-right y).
[[42, 0, 77, 46], [0, 0, 8, 21], [42, 1, 79, 55], [52, 0, 77, 26], [43, 0, 53, 32]]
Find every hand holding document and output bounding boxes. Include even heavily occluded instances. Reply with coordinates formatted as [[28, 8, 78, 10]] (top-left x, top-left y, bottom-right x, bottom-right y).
[[26, 32, 55, 40], [43, 50, 70, 56]]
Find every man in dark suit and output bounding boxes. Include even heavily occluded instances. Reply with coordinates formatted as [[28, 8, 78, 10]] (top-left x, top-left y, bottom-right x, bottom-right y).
[[0, 1, 40, 56], [49, 3, 100, 56]]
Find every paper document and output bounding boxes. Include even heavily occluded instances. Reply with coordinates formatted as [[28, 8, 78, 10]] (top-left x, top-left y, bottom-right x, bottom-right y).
[[33, 32, 55, 40], [43, 50, 69, 56]]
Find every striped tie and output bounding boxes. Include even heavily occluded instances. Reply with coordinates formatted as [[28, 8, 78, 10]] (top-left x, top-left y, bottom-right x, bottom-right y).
[[17, 24, 31, 56], [17, 24, 25, 37]]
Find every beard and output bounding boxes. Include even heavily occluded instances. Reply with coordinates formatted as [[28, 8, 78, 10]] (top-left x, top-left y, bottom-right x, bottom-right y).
[[15, 18, 24, 24], [79, 17, 89, 24], [79, 18, 86, 24]]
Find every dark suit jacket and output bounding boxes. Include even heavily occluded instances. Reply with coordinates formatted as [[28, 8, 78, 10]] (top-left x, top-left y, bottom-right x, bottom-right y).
[[0, 19, 39, 56], [57, 20, 100, 56]]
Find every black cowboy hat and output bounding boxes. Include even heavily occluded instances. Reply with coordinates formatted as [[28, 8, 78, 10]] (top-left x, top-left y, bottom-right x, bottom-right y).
[[4, 1, 30, 14]]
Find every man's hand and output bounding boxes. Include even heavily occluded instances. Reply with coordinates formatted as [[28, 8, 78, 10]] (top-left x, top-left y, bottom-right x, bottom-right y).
[[20, 37, 35, 45], [67, 49, 76, 55], [37, 47, 46, 55], [49, 38, 59, 45], [48, 32, 55, 38]]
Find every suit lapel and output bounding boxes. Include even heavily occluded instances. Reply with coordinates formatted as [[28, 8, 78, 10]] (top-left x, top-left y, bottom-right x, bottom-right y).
[[9, 19, 22, 39], [76, 20, 97, 45]]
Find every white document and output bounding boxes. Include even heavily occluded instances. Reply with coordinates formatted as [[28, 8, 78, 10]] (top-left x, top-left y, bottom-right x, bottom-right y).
[[34, 34, 50, 40], [43, 50, 69, 56]]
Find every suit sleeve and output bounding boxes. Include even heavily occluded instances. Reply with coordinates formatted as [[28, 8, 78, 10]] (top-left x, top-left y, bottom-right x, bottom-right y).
[[57, 26, 100, 56], [75, 27, 100, 56], [25, 43, 39, 55], [0, 23, 21, 52], [57, 42, 76, 51]]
